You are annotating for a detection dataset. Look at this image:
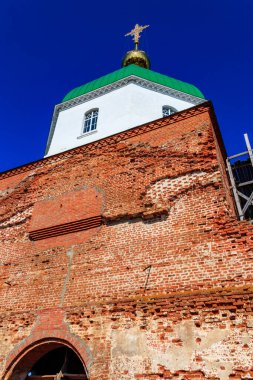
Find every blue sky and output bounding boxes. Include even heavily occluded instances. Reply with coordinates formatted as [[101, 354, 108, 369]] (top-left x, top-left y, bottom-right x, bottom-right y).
[[0, 0, 252, 172]]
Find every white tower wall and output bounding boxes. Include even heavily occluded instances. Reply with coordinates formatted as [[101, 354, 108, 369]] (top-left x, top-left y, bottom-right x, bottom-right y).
[[46, 83, 196, 157]]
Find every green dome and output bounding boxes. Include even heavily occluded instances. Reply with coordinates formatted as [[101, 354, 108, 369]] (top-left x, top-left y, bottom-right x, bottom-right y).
[[62, 64, 205, 103]]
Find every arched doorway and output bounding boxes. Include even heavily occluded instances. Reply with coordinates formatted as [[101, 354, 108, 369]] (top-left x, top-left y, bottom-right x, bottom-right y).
[[5, 340, 88, 380]]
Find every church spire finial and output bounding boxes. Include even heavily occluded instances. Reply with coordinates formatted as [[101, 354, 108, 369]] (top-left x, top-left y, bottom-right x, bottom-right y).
[[122, 23, 151, 69], [125, 23, 150, 50]]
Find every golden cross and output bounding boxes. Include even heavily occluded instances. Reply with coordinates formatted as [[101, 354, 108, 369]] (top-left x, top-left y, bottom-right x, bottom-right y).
[[125, 24, 149, 47]]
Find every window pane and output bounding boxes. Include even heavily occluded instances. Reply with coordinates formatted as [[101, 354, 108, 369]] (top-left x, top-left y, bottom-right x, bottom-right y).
[[91, 117, 97, 130], [84, 118, 91, 133]]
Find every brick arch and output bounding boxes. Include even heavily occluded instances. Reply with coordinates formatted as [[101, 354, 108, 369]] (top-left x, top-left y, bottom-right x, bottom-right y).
[[3, 333, 91, 380], [3, 333, 92, 380]]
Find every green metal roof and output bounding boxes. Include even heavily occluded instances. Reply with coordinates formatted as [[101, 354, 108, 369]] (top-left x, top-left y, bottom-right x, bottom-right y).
[[62, 64, 205, 102]]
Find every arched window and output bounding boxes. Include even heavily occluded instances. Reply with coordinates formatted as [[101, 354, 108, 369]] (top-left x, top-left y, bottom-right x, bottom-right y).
[[26, 347, 87, 379], [83, 109, 98, 134], [162, 105, 177, 117]]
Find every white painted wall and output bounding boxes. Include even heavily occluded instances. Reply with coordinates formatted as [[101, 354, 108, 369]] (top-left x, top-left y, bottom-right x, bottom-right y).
[[45, 83, 196, 157]]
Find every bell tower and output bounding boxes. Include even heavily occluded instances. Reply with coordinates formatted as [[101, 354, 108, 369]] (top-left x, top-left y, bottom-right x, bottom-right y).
[[45, 25, 205, 157]]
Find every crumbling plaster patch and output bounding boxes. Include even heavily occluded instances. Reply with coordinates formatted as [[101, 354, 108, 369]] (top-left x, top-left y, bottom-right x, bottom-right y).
[[110, 318, 253, 380], [0, 207, 33, 229]]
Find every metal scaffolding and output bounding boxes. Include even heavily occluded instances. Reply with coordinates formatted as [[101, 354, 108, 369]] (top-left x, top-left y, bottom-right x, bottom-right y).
[[226, 133, 253, 220]]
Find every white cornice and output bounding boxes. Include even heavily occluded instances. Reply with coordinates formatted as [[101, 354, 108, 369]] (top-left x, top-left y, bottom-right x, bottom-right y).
[[60, 75, 204, 110]]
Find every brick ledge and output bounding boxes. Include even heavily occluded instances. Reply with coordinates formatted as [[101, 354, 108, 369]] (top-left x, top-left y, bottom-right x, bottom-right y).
[[0, 102, 211, 180]]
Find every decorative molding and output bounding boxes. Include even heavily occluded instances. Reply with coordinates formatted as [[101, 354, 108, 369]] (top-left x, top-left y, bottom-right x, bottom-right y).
[[45, 75, 205, 155], [29, 215, 102, 241], [61, 76, 204, 111], [0, 102, 211, 180]]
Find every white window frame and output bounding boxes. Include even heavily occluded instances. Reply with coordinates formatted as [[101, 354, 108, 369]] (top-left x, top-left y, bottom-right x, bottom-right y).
[[82, 108, 99, 135]]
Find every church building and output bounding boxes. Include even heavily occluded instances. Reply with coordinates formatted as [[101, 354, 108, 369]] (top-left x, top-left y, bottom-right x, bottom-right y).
[[0, 24, 253, 380]]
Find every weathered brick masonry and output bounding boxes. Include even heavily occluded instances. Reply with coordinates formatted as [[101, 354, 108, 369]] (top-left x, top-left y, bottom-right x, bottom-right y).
[[0, 102, 253, 379]]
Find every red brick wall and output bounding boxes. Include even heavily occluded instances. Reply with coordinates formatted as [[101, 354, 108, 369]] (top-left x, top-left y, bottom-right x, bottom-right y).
[[1, 103, 253, 379]]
